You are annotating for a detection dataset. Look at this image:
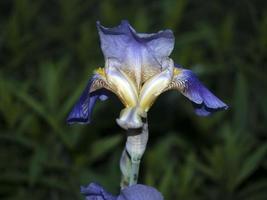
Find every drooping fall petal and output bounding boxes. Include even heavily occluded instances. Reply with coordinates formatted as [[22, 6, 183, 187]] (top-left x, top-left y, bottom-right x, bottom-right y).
[[170, 68, 228, 116], [67, 76, 109, 124]]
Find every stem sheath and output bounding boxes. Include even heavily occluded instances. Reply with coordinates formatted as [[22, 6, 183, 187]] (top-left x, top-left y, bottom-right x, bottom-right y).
[[120, 120, 149, 188]]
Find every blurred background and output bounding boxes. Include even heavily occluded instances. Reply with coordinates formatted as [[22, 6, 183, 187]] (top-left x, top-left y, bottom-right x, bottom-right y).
[[1, 0, 267, 199]]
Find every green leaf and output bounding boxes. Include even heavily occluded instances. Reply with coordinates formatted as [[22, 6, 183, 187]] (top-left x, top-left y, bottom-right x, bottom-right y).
[[7, 82, 73, 148], [89, 135, 122, 163], [28, 147, 47, 186], [233, 73, 248, 133], [159, 163, 174, 197], [236, 143, 267, 186], [237, 180, 267, 200]]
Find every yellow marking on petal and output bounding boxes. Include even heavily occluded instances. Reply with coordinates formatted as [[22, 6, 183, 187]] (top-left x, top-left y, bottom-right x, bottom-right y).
[[163, 68, 183, 92], [94, 67, 106, 77], [174, 68, 182, 76]]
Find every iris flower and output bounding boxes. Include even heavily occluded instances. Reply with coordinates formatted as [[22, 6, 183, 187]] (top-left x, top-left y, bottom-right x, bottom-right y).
[[81, 182, 163, 200], [67, 20, 227, 129]]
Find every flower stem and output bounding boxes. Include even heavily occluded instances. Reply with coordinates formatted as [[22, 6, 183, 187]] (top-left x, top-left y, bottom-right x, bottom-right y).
[[120, 149, 131, 188], [120, 120, 149, 188]]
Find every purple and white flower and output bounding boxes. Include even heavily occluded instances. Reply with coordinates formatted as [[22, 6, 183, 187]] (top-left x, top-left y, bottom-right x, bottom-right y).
[[67, 20, 228, 129]]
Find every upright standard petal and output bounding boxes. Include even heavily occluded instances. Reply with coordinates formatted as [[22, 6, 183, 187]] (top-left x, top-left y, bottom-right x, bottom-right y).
[[97, 20, 175, 86], [67, 76, 109, 124], [168, 68, 228, 116], [97, 20, 131, 62]]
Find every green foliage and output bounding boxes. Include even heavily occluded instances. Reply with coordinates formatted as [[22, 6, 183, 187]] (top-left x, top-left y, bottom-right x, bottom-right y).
[[1, 0, 267, 199]]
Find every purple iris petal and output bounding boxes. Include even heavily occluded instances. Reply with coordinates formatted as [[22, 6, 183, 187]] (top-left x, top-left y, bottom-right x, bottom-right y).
[[67, 76, 109, 124], [97, 20, 174, 77], [81, 183, 164, 200], [174, 63, 182, 68], [175, 68, 228, 116], [117, 184, 164, 200], [81, 183, 116, 200]]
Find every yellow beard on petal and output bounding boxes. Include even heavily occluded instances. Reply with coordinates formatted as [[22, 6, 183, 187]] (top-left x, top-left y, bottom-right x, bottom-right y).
[[174, 67, 182, 76], [95, 67, 106, 77]]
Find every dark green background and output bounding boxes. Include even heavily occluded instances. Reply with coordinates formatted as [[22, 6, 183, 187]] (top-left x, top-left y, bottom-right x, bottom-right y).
[[1, 0, 267, 199]]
